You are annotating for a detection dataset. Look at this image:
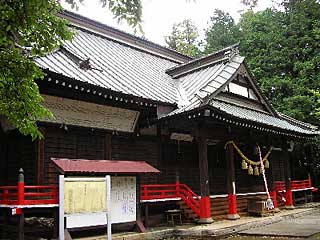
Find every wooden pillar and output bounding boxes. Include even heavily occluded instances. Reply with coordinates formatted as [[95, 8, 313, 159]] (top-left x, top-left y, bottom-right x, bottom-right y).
[[18, 168, 25, 205], [268, 152, 280, 211], [197, 137, 213, 223], [37, 127, 45, 184], [226, 143, 240, 220], [105, 134, 112, 160], [18, 168, 25, 240], [135, 176, 146, 232], [283, 141, 294, 209], [18, 212, 25, 240]]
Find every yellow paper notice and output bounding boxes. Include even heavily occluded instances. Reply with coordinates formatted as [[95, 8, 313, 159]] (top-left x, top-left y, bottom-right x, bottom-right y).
[[64, 180, 106, 214]]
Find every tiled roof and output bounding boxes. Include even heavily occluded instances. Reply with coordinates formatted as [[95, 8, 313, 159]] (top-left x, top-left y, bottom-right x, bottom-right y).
[[34, 12, 318, 136], [209, 100, 318, 135], [168, 54, 244, 112], [165, 98, 319, 136], [35, 28, 179, 104], [51, 158, 160, 174]]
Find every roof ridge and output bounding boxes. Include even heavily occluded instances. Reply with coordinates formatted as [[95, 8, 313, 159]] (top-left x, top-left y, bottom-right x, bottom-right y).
[[210, 98, 272, 116], [166, 43, 240, 78], [278, 112, 318, 130], [59, 10, 192, 64]]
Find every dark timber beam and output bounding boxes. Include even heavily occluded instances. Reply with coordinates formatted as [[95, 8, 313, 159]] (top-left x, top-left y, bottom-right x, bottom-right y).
[[283, 141, 294, 209], [197, 136, 213, 223], [225, 143, 240, 220], [268, 151, 280, 211], [37, 127, 45, 184], [105, 134, 112, 160]]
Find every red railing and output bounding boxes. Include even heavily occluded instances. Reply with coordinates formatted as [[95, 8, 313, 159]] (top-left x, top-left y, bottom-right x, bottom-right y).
[[275, 179, 315, 192], [0, 185, 58, 205], [141, 182, 201, 217]]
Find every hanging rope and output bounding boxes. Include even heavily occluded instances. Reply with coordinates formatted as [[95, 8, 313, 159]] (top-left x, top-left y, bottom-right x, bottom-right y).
[[225, 141, 273, 166], [258, 145, 274, 210], [225, 141, 273, 176]]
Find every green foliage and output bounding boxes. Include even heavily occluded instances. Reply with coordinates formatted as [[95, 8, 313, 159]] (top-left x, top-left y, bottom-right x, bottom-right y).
[[240, 0, 258, 9], [203, 0, 320, 124], [204, 9, 241, 54], [239, 0, 320, 124], [165, 19, 201, 57], [312, 90, 320, 118], [0, 0, 145, 140], [66, 0, 143, 33], [0, 0, 72, 140]]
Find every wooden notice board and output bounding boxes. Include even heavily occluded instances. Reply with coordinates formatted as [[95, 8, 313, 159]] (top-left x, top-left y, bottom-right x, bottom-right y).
[[111, 176, 136, 223], [59, 176, 137, 239]]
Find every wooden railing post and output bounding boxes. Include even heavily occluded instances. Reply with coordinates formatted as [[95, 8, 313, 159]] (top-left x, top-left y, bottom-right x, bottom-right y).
[[176, 180, 180, 197], [308, 174, 312, 188], [3, 189, 9, 204], [18, 168, 25, 205], [53, 186, 58, 203]]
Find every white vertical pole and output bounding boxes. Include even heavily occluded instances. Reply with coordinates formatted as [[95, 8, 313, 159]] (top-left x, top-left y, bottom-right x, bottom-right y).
[[59, 175, 65, 240], [106, 175, 112, 240]]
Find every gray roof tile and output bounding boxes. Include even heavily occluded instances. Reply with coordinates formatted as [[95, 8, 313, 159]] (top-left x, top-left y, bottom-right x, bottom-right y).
[[35, 28, 178, 104], [34, 26, 318, 136]]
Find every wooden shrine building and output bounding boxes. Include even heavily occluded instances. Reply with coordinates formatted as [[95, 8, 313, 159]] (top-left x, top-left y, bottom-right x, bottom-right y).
[[0, 11, 319, 225]]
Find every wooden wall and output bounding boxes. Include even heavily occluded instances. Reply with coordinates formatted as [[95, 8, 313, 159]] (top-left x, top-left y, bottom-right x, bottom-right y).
[[0, 130, 36, 185], [0, 125, 291, 195], [112, 135, 159, 184], [43, 127, 106, 184], [272, 150, 286, 181]]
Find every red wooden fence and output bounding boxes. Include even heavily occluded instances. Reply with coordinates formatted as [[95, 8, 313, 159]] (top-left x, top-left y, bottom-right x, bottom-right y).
[[141, 182, 201, 217], [275, 179, 317, 192], [0, 185, 58, 205]]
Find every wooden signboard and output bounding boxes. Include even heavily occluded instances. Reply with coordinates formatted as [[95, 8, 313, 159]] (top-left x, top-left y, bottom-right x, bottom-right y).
[[59, 176, 137, 240], [110, 177, 136, 223], [41, 95, 139, 132]]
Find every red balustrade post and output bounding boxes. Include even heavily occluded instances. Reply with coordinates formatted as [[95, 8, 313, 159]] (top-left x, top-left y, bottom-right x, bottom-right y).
[[176, 179, 180, 198], [308, 174, 312, 188], [18, 168, 25, 205], [141, 185, 147, 200], [271, 190, 278, 209], [53, 187, 59, 203], [3, 189, 9, 204]]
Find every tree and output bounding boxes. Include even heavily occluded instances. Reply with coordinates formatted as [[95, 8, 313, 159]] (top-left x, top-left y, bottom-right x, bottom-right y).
[[165, 19, 201, 57], [204, 9, 241, 54], [312, 90, 320, 119], [66, 0, 143, 31], [0, 1, 72, 139], [0, 0, 144, 140], [203, 1, 320, 124], [240, 0, 258, 9], [238, 0, 320, 123]]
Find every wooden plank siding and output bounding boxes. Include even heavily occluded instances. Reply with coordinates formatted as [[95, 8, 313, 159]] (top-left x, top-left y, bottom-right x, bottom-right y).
[[272, 151, 286, 181], [0, 131, 36, 185], [0, 125, 289, 198], [44, 127, 106, 184], [112, 136, 160, 184]]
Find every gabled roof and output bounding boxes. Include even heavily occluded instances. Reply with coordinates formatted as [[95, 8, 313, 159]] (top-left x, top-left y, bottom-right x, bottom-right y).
[[34, 11, 318, 136], [60, 11, 191, 64], [35, 27, 179, 104]]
